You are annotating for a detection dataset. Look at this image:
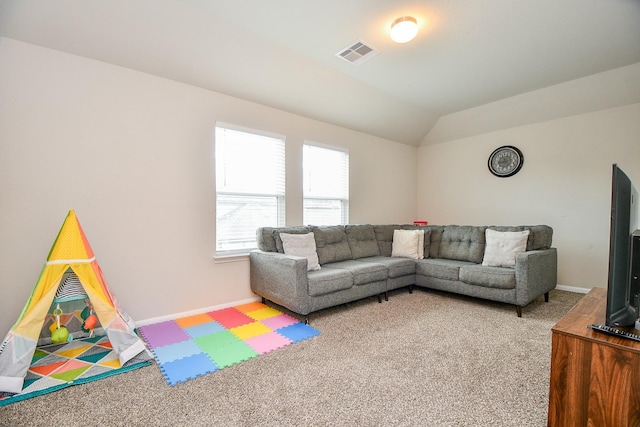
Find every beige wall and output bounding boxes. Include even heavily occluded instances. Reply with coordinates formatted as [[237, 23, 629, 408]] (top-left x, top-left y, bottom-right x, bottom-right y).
[[0, 38, 417, 334], [418, 103, 640, 290], [2, 36, 639, 336]]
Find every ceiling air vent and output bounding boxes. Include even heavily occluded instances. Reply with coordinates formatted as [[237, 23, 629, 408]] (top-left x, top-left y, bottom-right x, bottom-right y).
[[336, 40, 379, 65]]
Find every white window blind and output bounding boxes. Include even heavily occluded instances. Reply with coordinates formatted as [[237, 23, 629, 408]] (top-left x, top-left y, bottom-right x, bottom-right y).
[[215, 124, 285, 255], [303, 144, 349, 225]]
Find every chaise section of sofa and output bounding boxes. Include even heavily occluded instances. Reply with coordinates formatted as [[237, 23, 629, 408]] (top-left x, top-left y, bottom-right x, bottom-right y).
[[250, 224, 557, 321], [414, 225, 557, 316]]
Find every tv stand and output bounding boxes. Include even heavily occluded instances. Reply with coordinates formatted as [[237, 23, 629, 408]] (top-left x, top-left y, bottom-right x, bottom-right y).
[[547, 287, 640, 426]]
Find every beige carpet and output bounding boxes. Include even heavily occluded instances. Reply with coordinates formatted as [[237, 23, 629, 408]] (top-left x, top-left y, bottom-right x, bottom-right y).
[[0, 288, 583, 427]]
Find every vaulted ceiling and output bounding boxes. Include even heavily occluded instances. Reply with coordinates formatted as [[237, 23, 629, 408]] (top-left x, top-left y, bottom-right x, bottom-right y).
[[1, 0, 639, 146]]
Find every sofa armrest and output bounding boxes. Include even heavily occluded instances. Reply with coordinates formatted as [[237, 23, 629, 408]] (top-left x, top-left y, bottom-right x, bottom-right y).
[[249, 250, 311, 315], [514, 248, 558, 306]]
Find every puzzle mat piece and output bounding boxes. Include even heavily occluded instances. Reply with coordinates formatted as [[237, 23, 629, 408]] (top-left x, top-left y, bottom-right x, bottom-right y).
[[159, 353, 219, 386], [138, 320, 191, 348]]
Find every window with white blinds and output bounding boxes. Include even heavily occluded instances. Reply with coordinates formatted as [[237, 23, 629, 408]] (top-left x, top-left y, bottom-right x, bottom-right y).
[[215, 124, 285, 255], [303, 144, 349, 225]]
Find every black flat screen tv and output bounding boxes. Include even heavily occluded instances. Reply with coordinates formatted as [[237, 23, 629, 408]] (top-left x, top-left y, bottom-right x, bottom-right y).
[[605, 164, 640, 328]]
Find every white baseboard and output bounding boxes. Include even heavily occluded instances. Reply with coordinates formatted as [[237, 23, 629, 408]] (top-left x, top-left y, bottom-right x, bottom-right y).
[[555, 284, 596, 294], [135, 296, 261, 327]]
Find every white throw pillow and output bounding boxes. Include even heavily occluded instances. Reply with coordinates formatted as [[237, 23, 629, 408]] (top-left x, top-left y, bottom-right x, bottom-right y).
[[392, 229, 424, 259], [280, 232, 321, 271], [482, 229, 530, 268]]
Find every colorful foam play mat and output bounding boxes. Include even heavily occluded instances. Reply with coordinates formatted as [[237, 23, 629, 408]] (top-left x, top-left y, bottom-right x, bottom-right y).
[[0, 335, 151, 406], [137, 302, 320, 386]]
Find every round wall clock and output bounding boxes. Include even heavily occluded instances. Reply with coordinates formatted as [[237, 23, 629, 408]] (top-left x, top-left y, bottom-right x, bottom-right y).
[[488, 145, 524, 178]]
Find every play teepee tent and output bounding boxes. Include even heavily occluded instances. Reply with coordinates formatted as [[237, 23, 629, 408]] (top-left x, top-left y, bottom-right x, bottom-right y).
[[0, 210, 150, 394]]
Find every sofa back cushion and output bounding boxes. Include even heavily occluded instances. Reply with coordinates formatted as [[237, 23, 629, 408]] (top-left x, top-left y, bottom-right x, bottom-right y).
[[345, 225, 380, 259], [438, 225, 487, 263], [256, 227, 278, 252], [487, 225, 553, 251], [425, 225, 445, 258], [311, 225, 353, 265], [373, 225, 401, 257]]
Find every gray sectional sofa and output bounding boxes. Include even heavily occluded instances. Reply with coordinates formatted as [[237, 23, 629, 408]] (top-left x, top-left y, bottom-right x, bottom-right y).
[[250, 224, 557, 322]]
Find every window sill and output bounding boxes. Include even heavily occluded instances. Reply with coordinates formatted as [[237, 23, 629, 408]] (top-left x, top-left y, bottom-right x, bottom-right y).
[[213, 252, 250, 263]]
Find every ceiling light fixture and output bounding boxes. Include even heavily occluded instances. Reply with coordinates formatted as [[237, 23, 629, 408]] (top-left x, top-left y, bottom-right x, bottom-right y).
[[390, 16, 418, 43]]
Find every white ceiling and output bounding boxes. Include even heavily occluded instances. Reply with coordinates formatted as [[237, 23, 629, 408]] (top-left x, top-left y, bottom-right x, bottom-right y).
[[1, 0, 639, 146]]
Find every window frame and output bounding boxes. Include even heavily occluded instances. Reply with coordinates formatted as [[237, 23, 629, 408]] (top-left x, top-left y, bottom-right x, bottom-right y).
[[214, 122, 286, 258]]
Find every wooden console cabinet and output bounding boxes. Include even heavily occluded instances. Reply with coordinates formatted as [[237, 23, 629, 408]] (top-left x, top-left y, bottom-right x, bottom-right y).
[[548, 287, 640, 426]]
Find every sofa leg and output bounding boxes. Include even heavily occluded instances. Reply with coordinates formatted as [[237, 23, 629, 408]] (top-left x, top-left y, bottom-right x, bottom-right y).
[[377, 294, 382, 303], [516, 305, 522, 317], [544, 292, 549, 303], [408, 285, 413, 294], [384, 292, 389, 302]]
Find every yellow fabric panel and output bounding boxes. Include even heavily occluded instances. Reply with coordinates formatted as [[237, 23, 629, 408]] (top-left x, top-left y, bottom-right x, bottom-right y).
[[48, 210, 92, 262], [15, 264, 66, 338]]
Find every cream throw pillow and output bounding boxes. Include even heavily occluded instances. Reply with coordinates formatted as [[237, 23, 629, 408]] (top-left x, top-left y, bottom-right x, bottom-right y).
[[280, 232, 321, 271], [392, 229, 425, 259], [482, 229, 530, 267]]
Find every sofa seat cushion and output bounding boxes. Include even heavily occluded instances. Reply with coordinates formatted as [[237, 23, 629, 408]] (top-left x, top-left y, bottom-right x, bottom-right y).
[[307, 268, 353, 296], [323, 260, 388, 285], [459, 265, 516, 289], [415, 259, 475, 281], [357, 256, 415, 278]]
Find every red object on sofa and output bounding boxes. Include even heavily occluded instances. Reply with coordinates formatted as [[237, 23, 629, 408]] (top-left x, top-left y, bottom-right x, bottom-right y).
[[413, 221, 428, 225]]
